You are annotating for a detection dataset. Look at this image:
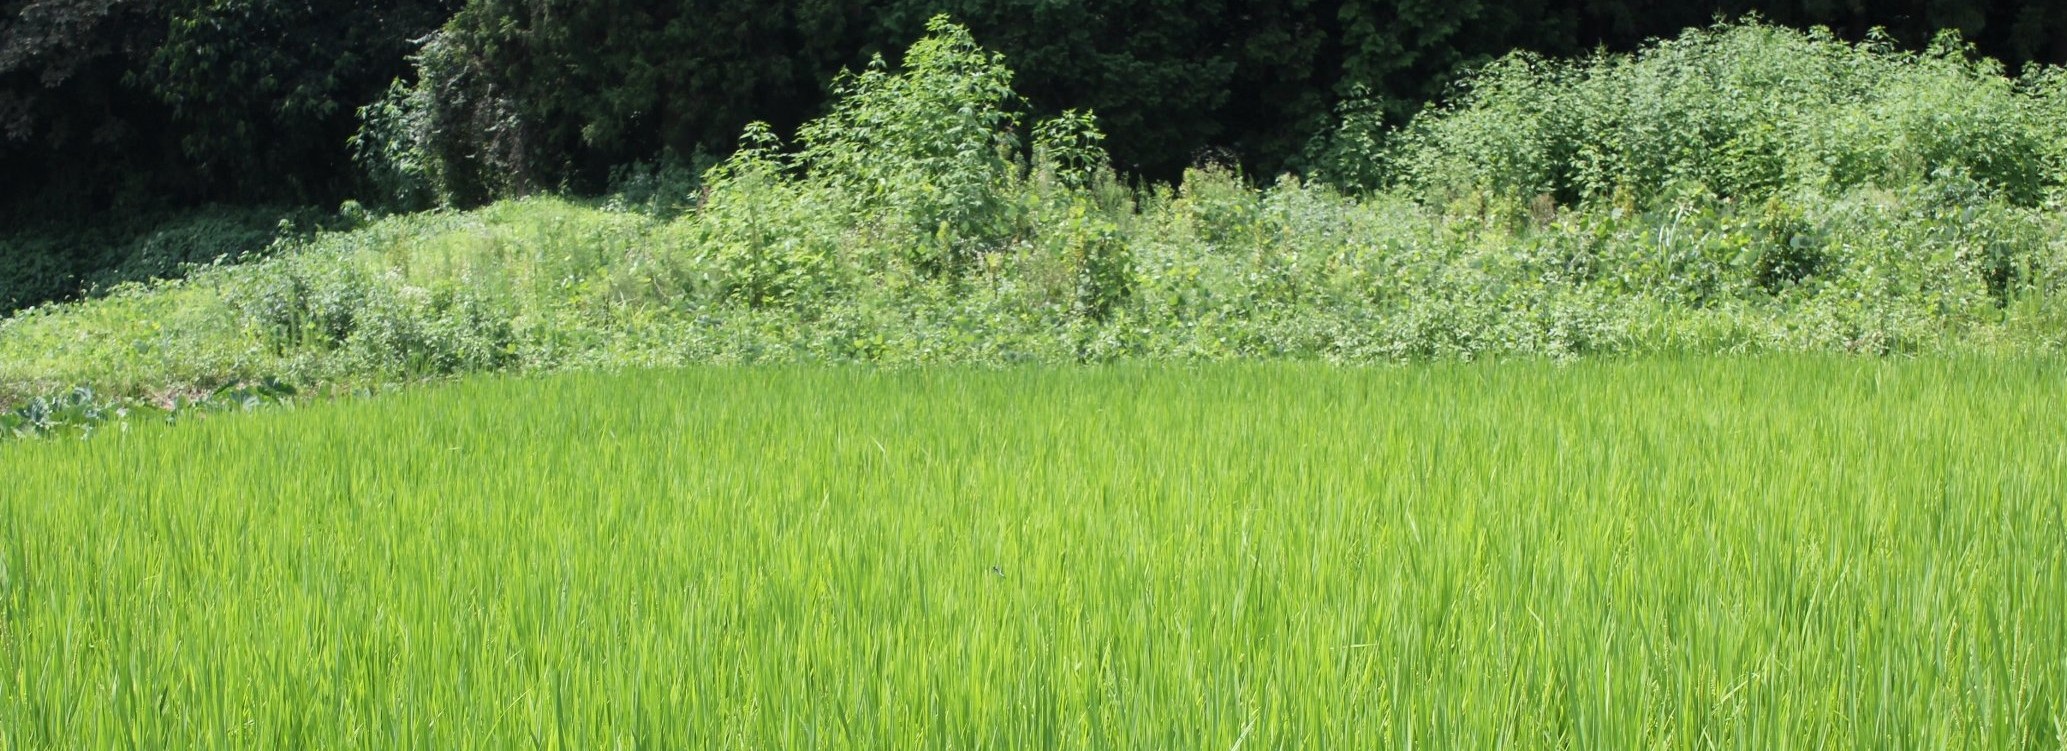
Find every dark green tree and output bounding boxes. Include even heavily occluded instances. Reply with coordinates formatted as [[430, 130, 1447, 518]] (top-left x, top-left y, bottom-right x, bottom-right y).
[[140, 0, 458, 199], [1, 0, 455, 213], [397, 0, 874, 204], [1, 0, 174, 211]]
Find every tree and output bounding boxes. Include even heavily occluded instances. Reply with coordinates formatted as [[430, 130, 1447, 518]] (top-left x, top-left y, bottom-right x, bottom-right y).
[[1, 0, 455, 214], [1, 0, 173, 211]]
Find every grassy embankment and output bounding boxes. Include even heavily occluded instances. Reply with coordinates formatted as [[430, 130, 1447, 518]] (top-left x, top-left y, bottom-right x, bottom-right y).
[[4, 21, 2067, 416]]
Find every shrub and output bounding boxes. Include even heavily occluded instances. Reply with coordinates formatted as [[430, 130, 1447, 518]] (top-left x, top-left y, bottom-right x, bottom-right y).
[[688, 126, 846, 312], [795, 16, 1029, 276], [1328, 21, 2067, 210]]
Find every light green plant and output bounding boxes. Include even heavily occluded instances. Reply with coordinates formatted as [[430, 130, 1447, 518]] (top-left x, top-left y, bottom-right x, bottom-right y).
[[796, 15, 1028, 276], [1333, 21, 2067, 210], [5, 361, 2065, 746]]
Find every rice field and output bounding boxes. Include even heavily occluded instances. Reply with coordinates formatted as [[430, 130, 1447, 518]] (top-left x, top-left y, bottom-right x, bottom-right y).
[[2, 359, 2064, 749]]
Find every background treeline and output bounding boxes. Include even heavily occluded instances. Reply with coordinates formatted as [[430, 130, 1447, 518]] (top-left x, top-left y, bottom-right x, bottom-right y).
[[4, 0, 2067, 310], [9, 0, 2067, 212]]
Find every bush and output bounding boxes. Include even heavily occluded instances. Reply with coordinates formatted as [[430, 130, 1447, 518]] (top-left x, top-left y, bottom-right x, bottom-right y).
[[1324, 21, 2067, 210], [795, 16, 1029, 275], [687, 127, 848, 312]]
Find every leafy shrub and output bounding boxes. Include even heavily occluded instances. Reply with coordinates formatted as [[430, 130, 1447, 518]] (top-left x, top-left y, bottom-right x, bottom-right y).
[[1032, 110, 1110, 190], [1328, 21, 2067, 210], [1174, 165, 1268, 252], [1021, 198, 1133, 323], [350, 29, 537, 209], [233, 251, 373, 352], [83, 212, 288, 290], [687, 126, 846, 312], [0, 235, 75, 312], [605, 151, 714, 218], [345, 277, 517, 376], [795, 16, 1028, 275], [351, 79, 439, 213]]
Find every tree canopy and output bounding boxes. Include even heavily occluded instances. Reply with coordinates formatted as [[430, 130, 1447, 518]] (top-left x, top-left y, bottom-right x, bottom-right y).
[[4, 0, 2064, 215]]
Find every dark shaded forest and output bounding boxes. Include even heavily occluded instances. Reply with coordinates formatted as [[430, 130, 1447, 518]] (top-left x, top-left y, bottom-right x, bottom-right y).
[[9, 0, 2066, 209]]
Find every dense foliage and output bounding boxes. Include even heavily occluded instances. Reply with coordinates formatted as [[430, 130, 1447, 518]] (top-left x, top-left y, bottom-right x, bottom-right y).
[[0, 0, 456, 310], [7, 0, 2067, 210], [1319, 23, 2067, 209], [8, 1, 2067, 311], [375, 0, 2067, 203], [0, 0, 459, 210], [5, 21, 2064, 405]]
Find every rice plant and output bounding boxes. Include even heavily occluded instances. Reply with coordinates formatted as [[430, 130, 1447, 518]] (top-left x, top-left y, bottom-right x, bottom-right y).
[[2, 358, 2061, 748]]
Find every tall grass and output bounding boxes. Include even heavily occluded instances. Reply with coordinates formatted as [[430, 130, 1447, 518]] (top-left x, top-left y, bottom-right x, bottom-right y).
[[3, 359, 2062, 747]]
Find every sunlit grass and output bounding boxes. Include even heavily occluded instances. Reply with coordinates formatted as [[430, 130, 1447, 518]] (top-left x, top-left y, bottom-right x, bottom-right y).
[[2, 358, 2063, 748]]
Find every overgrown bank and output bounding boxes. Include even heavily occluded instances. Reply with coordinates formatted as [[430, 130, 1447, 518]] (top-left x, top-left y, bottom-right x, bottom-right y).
[[4, 20, 2065, 405]]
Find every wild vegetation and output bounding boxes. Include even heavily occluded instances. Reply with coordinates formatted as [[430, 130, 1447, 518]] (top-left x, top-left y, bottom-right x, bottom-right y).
[[4, 360, 2063, 747], [8, 0, 2067, 312], [4, 20, 2064, 408]]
